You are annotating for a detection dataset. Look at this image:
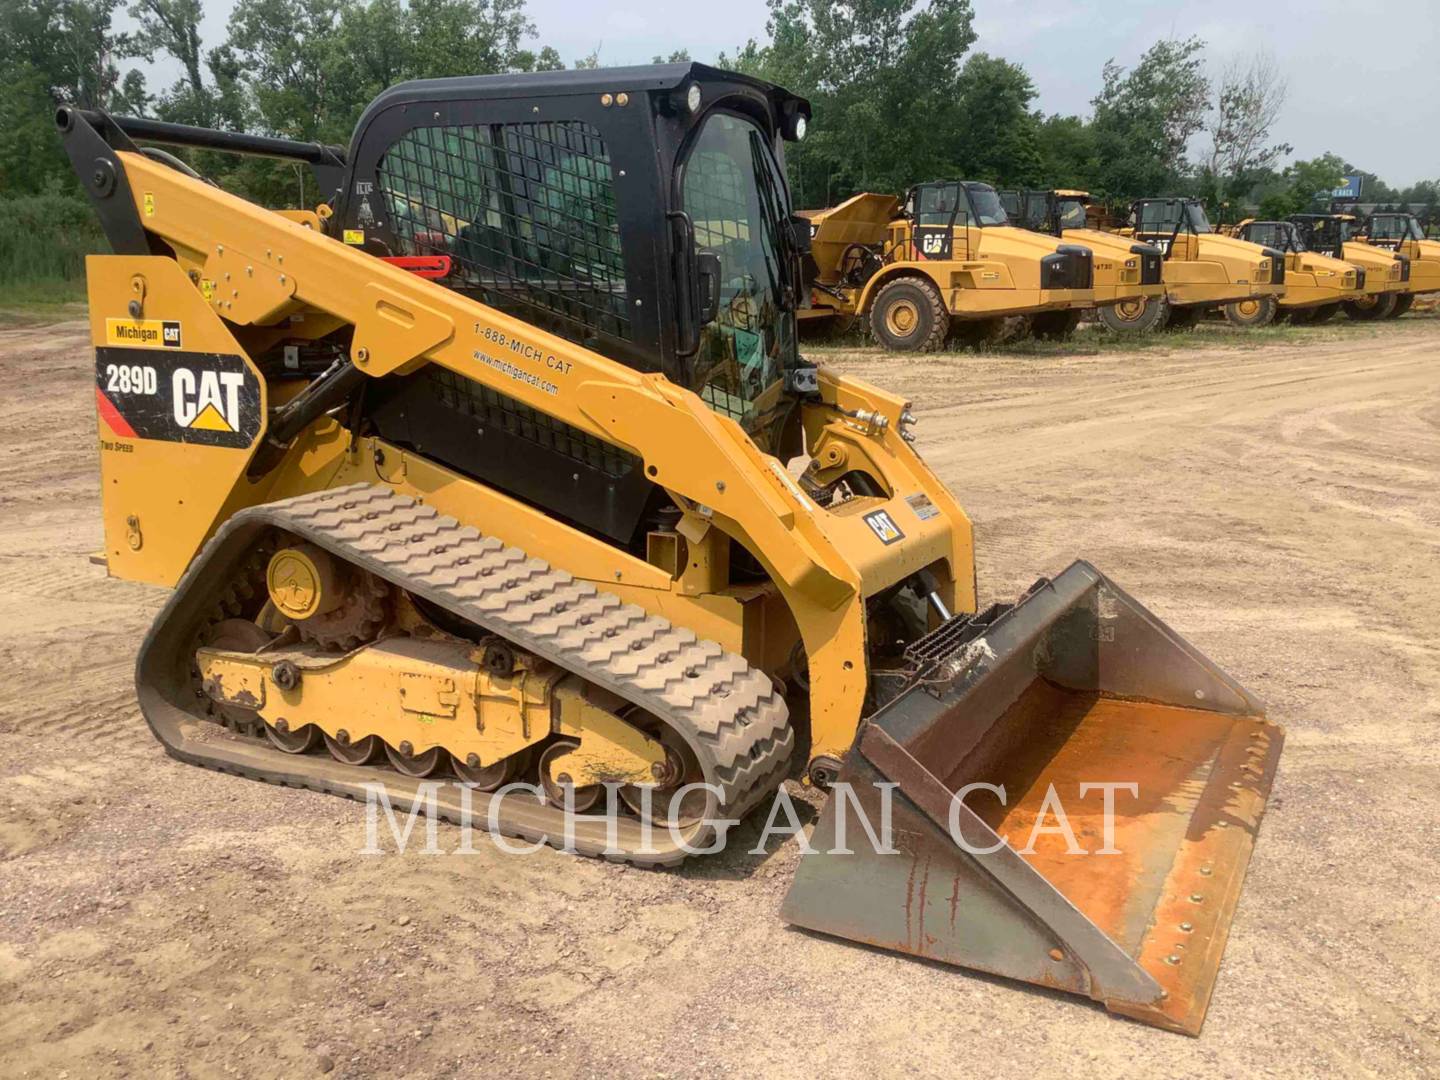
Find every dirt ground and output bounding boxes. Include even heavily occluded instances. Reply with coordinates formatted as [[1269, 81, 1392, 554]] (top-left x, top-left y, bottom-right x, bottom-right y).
[[1, 315, 1437, 1078]]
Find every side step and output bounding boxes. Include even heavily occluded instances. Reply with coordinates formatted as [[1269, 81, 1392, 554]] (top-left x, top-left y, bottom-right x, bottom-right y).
[[781, 561, 1282, 1034]]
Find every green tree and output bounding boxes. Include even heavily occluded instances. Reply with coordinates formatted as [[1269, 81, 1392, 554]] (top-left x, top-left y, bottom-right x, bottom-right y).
[[130, 0, 245, 127], [1206, 50, 1291, 204], [1090, 36, 1209, 200], [1255, 153, 1347, 218], [0, 0, 146, 193], [948, 52, 1039, 186], [722, 0, 977, 207], [1033, 114, 1098, 191]]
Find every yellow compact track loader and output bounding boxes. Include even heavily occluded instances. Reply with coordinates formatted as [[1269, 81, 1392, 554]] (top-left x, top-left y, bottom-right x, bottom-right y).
[[1219, 219, 1383, 326], [1000, 188, 1166, 312], [1108, 198, 1286, 331], [800, 181, 1096, 350], [1289, 213, 1416, 319], [61, 62, 1280, 1035]]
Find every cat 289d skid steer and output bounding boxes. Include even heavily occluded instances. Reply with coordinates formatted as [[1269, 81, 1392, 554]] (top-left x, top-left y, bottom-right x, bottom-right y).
[[60, 62, 1280, 1035]]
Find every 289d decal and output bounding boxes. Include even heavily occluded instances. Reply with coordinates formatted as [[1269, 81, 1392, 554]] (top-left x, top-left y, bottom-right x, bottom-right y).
[[94, 347, 262, 449]]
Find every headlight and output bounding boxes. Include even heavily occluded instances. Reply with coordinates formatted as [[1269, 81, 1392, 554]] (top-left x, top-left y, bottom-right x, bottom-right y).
[[686, 83, 702, 113], [1125, 258, 1137, 268], [794, 114, 808, 140]]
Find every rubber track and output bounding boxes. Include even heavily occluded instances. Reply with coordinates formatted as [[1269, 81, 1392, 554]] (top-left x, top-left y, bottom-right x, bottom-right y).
[[136, 484, 795, 864]]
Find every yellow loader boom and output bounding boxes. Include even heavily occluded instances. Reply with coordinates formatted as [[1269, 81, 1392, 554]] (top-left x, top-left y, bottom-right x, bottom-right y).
[[59, 62, 1280, 1035]]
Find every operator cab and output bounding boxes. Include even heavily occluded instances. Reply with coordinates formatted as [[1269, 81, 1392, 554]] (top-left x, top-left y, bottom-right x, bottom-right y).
[[337, 64, 812, 441], [903, 180, 1011, 231], [1020, 190, 1090, 234], [330, 63, 813, 548], [1131, 197, 1215, 248], [1365, 212, 1426, 248], [1238, 221, 1306, 254], [1288, 213, 1352, 257]]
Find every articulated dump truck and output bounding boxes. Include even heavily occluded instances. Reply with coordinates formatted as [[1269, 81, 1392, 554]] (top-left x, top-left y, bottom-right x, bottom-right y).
[[1290, 213, 1417, 320], [1219, 220, 1393, 326], [1356, 210, 1440, 316], [60, 61, 1281, 1034], [800, 180, 1095, 351], [1106, 197, 1286, 331], [1002, 188, 1166, 315]]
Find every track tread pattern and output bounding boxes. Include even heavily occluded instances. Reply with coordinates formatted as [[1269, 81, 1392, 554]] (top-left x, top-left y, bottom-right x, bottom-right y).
[[152, 484, 794, 850]]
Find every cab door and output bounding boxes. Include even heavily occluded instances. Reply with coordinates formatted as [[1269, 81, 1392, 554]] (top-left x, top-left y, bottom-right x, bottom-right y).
[[912, 183, 967, 261]]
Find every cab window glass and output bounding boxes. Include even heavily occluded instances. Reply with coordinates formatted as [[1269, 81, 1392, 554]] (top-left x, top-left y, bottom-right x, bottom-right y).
[[680, 111, 797, 444], [377, 120, 631, 344], [918, 185, 965, 226], [1138, 201, 1182, 230]]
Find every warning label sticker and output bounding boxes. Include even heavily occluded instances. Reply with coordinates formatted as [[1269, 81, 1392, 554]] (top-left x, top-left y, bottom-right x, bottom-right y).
[[905, 492, 941, 521]]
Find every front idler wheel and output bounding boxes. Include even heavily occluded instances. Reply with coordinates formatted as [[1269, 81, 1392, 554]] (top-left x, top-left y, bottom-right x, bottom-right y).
[[619, 729, 709, 828]]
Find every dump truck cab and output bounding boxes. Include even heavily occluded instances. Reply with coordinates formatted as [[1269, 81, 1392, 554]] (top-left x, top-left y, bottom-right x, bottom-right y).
[[1290, 213, 1413, 319], [1002, 188, 1164, 310], [1219, 219, 1371, 326]]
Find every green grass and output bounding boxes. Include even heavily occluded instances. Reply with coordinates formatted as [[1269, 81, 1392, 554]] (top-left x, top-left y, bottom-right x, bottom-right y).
[[0, 281, 87, 327], [0, 194, 103, 326]]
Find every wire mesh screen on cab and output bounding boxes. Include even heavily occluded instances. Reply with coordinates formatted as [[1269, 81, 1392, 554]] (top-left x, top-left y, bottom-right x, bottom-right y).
[[377, 120, 632, 345]]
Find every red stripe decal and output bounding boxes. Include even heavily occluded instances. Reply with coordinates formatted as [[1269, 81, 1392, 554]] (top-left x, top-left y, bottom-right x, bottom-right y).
[[95, 386, 137, 438]]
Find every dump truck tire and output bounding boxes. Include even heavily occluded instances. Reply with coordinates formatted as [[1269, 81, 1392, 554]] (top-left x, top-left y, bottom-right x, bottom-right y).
[[1098, 295, 1166, 332], [869, 278, 949, 352], [1307, 302, 1341, 324], [1387, 293, 1415, 318], [1031, 309, 1083, 340], [1163, 304, 1202, 331], [1344, 292, 1397, 320], [949, 317, 1006, 350], [1223, 295, 1277, 328]]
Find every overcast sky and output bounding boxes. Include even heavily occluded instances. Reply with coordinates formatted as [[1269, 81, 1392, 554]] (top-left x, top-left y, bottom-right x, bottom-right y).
[[136, 0, 1440, 187]]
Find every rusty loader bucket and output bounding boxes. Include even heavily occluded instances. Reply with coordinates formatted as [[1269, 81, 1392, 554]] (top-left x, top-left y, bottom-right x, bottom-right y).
[[781, 561, 1282, 1035]]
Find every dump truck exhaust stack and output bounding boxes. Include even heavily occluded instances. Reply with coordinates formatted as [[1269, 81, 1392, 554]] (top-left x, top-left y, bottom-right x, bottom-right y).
[[782, 562, 1282, 1035]]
